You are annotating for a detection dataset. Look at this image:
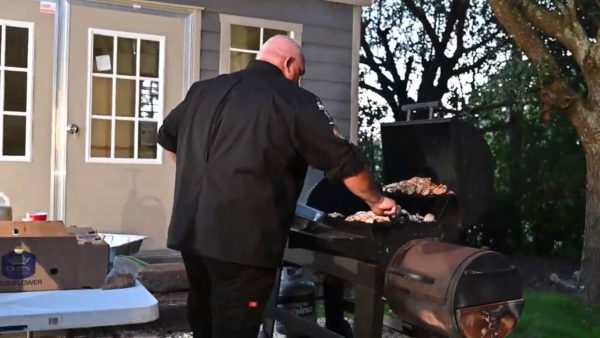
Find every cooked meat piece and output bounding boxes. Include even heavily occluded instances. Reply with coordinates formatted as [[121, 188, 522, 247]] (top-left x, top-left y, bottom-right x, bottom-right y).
[[432, 184, 448, 195], [423, 213, 436, 222], [345, 211, 390, 224], [421, 186, 431, 196]]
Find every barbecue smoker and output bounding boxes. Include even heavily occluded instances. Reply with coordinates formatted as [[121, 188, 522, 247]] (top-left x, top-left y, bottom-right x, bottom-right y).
[[265, 117, 524, 338]]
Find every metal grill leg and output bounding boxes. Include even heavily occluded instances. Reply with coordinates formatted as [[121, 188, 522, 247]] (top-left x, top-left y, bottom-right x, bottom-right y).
[[262, 267, 283, 338], [353, 285, 384, 338]]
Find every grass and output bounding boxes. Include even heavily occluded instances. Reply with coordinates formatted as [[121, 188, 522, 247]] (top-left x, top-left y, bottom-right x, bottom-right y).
[[510, 291, 600, 338]]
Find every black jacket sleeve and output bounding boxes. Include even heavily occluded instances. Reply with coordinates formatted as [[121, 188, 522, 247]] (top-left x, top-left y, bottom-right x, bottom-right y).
[[291, 96, 366, 181], [157, 82, 199, 153]]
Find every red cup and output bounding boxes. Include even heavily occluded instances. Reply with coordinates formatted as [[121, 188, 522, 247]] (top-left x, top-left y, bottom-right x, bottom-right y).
[[27, 212, 47, 221]]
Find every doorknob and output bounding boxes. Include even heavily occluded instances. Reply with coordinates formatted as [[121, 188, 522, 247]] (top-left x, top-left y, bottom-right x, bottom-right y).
[[67, 123, 80, 135]]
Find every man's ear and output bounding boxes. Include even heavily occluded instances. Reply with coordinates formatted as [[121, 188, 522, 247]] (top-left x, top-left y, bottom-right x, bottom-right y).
[[285, 56, 295, 71]]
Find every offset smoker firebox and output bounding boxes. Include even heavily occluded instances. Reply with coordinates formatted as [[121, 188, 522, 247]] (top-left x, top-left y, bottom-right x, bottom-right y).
[[265, 118, 524, 338]]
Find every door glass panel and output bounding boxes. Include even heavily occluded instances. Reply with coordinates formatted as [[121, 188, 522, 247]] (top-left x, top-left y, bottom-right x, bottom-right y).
[[3, 115, 25, 156], [92, 77, 112, 116], [88, 30, 163, 162], [140, 40, 159, 78], [263, 29, 288, 43], [139, 80, 159, 119], [115, 120, 134, 158], [116, 79, 135, 117], [5, 26, 28, 68], [117, 37, 136, 76], [230, 51, 255, 72], [93, 35, 114, 74], [138, 121, 157, 159], [231, 25, 260, 50], [4, 71, 27, 112], [91, 119, 111, 157]]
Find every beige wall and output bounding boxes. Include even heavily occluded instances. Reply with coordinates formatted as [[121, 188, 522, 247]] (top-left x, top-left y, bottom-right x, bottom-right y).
[[0, 0, 54, 220]]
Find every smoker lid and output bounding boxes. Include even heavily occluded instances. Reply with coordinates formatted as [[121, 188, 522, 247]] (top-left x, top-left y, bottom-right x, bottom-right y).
[[380, 118, 494, 226]]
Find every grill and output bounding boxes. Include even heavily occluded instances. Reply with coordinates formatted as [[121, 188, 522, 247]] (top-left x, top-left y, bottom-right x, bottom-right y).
[[265, 118, 524, 338]]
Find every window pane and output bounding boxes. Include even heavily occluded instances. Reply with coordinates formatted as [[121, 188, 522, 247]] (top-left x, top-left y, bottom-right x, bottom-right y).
[[5, 26, 28, 68], [263, 29, 288, 44], [91, 119, 111, 157], [117, 37, 136, 76], [4, 71, 27, 112], [92, 77, 112, 116], [139, 80, 159, 119], [116, 79, 135, 117], [230, 51, 255, 72], [115, 120, 134, 158], [138, 121, 157, 159], [93, 35, 114, 74], [3, 115, 25, 156], [140, 40, 159, 78], [231, 25, 260, 50]]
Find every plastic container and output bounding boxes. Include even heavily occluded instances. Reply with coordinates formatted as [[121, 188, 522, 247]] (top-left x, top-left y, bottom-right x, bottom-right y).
[[0, 192, 12, 221]]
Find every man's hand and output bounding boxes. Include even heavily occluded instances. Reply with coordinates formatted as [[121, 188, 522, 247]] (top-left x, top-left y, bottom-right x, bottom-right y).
[[366, 196, 398, 216]]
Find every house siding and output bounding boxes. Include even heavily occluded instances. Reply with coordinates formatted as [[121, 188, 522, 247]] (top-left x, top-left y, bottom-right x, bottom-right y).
[[162, 0, 356, 200], [166, 0, 354, 136]]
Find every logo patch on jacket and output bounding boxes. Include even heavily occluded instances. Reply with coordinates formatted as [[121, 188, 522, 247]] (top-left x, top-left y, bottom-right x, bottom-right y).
[[316, 98, 345, 140]]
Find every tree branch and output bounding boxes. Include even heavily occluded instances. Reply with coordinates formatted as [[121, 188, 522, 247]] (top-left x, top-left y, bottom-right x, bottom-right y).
[[376, 27, 405, 94], [518, 0, 590, 68], [404, 0, 441, 48], [441, 0, 470, 48], [489, 0, 579, 120], [359, 80, 387, 99], [360, 27, 396, 94], [463, 28, 503, 54], [450, 41, 508, 75]]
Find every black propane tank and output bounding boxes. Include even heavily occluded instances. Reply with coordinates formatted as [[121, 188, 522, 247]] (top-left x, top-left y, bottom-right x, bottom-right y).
[[275, 266, 317, 336]]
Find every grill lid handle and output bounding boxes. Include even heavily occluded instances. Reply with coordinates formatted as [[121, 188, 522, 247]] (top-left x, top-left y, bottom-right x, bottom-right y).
[[388, 267, 436, 284], [463, 265, 517, 276]]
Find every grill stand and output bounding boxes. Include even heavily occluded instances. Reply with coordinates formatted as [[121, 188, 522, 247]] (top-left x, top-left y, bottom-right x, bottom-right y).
[[264, 248, 385, 338]]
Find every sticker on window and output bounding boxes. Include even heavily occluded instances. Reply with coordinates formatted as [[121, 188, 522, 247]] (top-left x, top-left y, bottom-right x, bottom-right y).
[[95, 55, 112, 72]]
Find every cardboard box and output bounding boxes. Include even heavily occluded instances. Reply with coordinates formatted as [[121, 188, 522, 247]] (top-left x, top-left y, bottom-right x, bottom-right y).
[[66, 225, 110, 288], [0, 221, 109, 292]]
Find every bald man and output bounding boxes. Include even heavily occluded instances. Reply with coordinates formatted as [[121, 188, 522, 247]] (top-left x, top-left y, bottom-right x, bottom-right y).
[[158, 35, 397, 337]]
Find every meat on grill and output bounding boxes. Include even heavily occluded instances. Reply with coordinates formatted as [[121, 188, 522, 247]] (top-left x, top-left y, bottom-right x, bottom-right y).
[[345, 211, 391, 224], [383, 176, 453, 196]]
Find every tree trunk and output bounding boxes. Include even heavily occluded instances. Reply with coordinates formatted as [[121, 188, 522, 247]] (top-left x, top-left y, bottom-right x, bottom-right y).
[[580, 145, 600, 306]]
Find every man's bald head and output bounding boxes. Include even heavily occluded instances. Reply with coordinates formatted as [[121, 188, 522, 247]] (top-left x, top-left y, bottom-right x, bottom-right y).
[[257, 35, 305, 83]]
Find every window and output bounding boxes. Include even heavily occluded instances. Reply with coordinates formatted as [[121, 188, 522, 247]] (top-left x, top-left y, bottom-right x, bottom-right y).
[[86, 29, 164, 163], [0, 20, 34, 161], [219, 14, 302, 73]]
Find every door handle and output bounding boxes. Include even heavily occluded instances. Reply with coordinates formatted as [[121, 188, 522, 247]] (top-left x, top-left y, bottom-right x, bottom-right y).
[[67, 123, 79, 135]]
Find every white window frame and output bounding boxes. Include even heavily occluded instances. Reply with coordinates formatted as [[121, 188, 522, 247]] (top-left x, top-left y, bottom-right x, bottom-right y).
[[219, 14, 303, 74], [85, 28, 165, 164], [0, 20, 34, 162]]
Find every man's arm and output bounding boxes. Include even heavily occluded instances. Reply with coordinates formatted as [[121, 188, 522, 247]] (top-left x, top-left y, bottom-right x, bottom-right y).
[[165, 150, 176, 163], [289, 95, 397, 216], [343, 167, 397, 216]]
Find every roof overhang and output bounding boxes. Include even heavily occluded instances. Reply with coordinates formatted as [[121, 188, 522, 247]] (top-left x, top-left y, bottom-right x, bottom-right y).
[[325, 0, 373, 6]]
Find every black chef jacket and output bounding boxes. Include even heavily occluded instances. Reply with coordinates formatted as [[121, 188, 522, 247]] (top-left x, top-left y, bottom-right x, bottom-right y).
[[158, 60, 366, 267]]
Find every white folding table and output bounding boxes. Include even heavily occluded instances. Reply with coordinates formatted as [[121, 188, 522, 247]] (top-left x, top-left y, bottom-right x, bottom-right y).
[[0, 281, 158, 335]]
